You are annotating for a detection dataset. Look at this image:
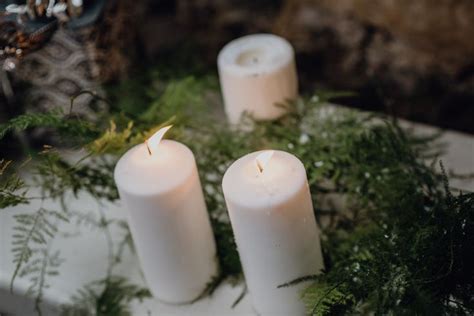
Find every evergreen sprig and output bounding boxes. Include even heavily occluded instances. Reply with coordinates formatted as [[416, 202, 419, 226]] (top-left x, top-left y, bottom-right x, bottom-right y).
[[0, 159, 29, 208], [2, 71, 473, 315], [61, 276, 151, 316], [0, 110, 98, 143], [10, 207, 68, 297], [295, 126, 474, 315], [34, 148, 118, 201]]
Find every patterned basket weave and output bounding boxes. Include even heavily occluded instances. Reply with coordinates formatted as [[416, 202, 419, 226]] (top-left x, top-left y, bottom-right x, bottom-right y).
[[15, 28, 104, 118], [1, 0, 109, 119]]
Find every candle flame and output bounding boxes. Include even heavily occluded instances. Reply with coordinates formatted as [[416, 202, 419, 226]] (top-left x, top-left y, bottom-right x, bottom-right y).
[[256, 150, 274, 173], [145, 125, 172, 155]]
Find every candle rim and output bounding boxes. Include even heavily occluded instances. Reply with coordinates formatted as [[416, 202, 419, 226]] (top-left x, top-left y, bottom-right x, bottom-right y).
[[222, 150, 309, 210], [218, 33, 295, 77], [114, 140, 198, 197]]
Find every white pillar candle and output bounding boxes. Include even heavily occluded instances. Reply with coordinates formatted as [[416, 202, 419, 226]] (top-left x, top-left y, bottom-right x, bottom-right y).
[[222, 150, 324, 315], [217, 34, 298, 124], [114, 126, 217, 303]]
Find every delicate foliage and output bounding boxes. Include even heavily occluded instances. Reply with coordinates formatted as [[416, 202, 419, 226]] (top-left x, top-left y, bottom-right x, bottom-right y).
[[10, 207, 68, 294], [61, 276, 151, 316], [302, 281, 355, 316], [88, 121, 134, 156], [0, 110, 98, 143], [2, 70, 473, 316], [0, 159, 29, 208], [22, 248, 64, 316], [140, 76, 216, 126], [34, 148, 118, 201], [295, 125, 474, 314]]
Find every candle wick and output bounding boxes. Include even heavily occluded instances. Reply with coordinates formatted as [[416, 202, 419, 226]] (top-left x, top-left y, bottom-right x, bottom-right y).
[[145, 140, 152, 156]]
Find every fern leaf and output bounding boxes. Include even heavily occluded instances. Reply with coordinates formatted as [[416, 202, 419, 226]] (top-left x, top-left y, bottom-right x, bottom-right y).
[[0, 110, 97, 141], [0, 159, 29, 208], [302, 282, 354, 316], [10, 208, 67, 293]]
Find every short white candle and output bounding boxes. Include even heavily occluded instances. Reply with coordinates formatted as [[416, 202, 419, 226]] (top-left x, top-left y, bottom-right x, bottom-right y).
[[222, 150, 324, 315], [218, 34, 298, 124], [114, 126, 217, 303]]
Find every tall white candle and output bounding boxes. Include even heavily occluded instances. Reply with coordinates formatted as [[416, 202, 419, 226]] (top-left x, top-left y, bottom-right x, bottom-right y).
[[218, 34, 298, 124], [222, 150, 324, 315], [114, 126, 217, 303]]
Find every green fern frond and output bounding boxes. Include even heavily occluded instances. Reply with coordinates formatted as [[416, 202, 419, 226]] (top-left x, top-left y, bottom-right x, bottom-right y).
[[10, 208, 68, 293], [61, 276, 151, 316], [140, 76, 211, 125], [88, 121, 134, 156], [22, 248, 64, 316], [34, 150, 118, 201], [0, 159, 29, 208], [0, 110, 98, 142], [2, 69, 473, 316], [302, 282, 355, 316]]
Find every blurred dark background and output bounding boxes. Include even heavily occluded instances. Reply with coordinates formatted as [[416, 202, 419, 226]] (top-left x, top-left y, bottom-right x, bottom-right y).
[[1, 0, 474, 135]]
